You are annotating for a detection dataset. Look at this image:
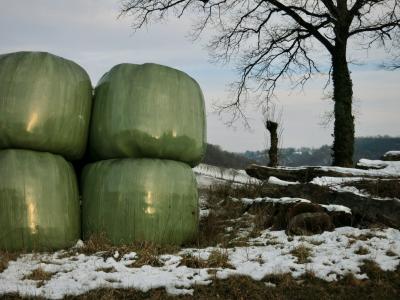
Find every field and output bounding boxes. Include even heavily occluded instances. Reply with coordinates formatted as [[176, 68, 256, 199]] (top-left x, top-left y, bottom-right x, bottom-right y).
[[1, 159, 399, 299]]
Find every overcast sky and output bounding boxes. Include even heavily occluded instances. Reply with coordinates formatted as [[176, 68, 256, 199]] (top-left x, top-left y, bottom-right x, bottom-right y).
[[1, 0, 399, 152]]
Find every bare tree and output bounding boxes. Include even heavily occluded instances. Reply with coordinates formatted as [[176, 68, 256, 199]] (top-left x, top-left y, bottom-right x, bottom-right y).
[[262, 103, 283, 167], [120, 0, 400, 167]]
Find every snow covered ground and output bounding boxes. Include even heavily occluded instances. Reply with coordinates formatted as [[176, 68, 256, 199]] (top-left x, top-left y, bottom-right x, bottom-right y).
[[1, 227, 399, 299], [1, 158, 399, 299]]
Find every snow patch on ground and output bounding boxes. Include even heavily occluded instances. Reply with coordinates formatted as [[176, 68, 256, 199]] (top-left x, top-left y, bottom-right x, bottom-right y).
[[1, 227, 398, 299]]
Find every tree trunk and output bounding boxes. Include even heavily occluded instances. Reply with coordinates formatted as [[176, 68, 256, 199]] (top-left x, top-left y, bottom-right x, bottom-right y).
[[266, 120, 278, 167], [331, 42, 354, 167]]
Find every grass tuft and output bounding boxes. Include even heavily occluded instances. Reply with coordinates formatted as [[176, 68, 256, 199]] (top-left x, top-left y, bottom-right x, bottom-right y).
[[0, 251, 19, 273], [180, 249, 234, 269], [80, 233, 178, 267], [23, 267, 53, 287], [96, 267, 117, 273], [207, 249, 234, 269], [354, 246, 370, 255], [386, 249, 398, 257], [290, 244, 312, 264]]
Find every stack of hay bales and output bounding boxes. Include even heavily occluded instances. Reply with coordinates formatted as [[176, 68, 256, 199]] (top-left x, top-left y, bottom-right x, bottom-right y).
[[0, 52, 92, 251], [83, 63, 206, 245]]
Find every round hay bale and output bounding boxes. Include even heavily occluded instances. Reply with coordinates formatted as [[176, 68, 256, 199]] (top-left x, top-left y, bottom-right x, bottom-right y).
[[89, 63, 206, 167], [82, 158, 199, 245], [0, 149, 80, 251], [0, 51, 92, 160]]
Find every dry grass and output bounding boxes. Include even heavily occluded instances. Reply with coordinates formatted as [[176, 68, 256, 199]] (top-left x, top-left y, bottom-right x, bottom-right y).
[[207, 249, 234, 268], [345, 232, 382, 241], [0, 251, 19, 273], [193, 180, 299, 248], [191, 182, 261, 248], [80, 233, 178, 267], [191, 212, 229, 248], [354, 246, 370, 255], [179, 253, 209, 268], [95, 267, 117, 273], [80, 232, 113, 255], [386, 249, 398, 257], [127, 242, 165, 268], [180, 249, 234, 269], [23, 268, 53, 287], [204, 181, 269, 202], [290, 244, 312, 264]]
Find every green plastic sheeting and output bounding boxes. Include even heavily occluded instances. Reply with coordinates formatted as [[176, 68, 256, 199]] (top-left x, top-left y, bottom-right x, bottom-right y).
[[89, 63, 206, 167], [82, 158, 199, 245], [0, 51, 92, 160], [0, 149, 80, 251]]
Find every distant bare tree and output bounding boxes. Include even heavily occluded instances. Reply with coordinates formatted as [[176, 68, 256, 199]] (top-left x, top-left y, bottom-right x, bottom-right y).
[[121, 0, 400, 167], [262, 103, 283, 167]]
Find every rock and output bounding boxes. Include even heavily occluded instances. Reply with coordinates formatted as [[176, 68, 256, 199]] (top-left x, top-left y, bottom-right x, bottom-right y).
[[288, 212, 334, 235], [245, 164, 390, 183], [253, 183, 400, 229], [327, 211, 353, 227], [382, 151, 400, 161], [248, 202, 293, 231], [287, 202, 324, 221]]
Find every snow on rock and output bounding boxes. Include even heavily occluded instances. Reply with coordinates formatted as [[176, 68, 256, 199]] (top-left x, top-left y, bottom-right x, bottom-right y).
[[311, 175, 399, 201], [240, 196, 310, 205], [194, 164, 261, 188], [311, 176, 365, 186], [383, 151, 400, 162], [310, 176, 370, 198], [268, 176, 299, 186], [1, 227, 399, 299], [261, 159, 400, 178], [200, 209, 210, 218], [321, 204, 352, 214], [357, 159, 388, 169], [385, 151, 400, 156], [320, 159, 400, 177], [240, 195, 352, 214]]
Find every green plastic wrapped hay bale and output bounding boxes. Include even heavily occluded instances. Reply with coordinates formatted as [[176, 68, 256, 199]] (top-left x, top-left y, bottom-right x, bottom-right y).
[[89, 63, 206, 167], [0, 51, 92, 160], [0, 149, 80, 251], [82, 158, 199, 245]]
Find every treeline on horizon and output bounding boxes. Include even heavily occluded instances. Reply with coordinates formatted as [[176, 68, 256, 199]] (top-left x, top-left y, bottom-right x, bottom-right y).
[[202, 136, 400, 169]]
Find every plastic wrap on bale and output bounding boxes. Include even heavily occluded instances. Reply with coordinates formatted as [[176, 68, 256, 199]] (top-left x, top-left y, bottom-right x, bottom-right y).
[[82, 158, 199, 245], [89, 63, 206, 167], [0, 149, 80, 251], [0, 51, 92, 160]]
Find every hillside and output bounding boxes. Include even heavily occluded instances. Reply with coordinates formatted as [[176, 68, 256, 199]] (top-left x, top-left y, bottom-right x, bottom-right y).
[[204, 136, 400, 168], [202, 143, 256, 169]]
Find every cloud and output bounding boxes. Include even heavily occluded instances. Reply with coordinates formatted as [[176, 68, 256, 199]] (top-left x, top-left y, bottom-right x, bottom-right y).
[[1, 0, 399, 152]]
